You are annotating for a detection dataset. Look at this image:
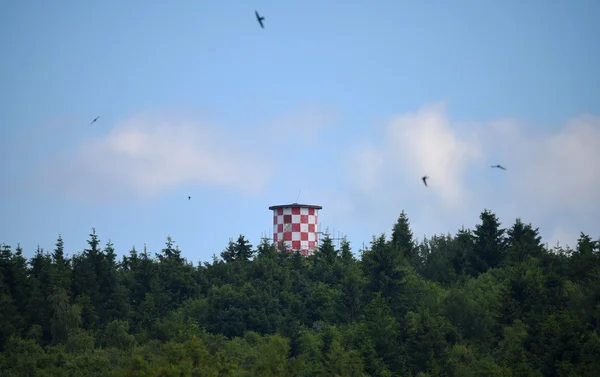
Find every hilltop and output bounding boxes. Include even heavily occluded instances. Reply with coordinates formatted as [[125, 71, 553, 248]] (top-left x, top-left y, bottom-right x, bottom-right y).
[[1, 209, 599, 376]]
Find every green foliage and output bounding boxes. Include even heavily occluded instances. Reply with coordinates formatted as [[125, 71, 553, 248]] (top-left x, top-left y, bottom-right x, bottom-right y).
[[102, 320, 136, 350], [472, 209, 507, 275], [221, 235, 255, 263], [1, 209, 600, 376], [391, 210, 420, 268]]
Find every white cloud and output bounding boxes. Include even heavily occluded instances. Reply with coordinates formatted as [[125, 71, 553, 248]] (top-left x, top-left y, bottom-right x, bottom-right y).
[[265, 104, 338, 144], [384, 102, 484, 207], [341, 102, 484, 215], [507, 114, 600, 215], [336, 103, 600, 248], [33, 112, 281, 204], [546, 225, 581, 250]]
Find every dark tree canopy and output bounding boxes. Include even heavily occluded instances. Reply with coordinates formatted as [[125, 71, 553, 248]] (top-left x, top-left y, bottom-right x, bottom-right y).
[[1, 209, 599, 377]]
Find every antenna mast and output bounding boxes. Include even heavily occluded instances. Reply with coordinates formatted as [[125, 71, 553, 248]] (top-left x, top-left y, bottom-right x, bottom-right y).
[[295, 189, 302, 203]]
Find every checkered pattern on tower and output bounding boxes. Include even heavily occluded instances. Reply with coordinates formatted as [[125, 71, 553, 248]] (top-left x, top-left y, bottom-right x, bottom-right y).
[[272, 206, 319, 256]]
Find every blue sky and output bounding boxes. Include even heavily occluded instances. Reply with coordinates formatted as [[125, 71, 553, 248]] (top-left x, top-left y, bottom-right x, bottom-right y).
[[2, 0, 599, 263]]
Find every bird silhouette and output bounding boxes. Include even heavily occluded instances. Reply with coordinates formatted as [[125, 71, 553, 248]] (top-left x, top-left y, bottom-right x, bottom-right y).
[[422, 176, 429, 187], [90, 116, 100, 125], [255, 10, 265, 28], [188, 196, 191, 200], [491, 164, 506, 170]]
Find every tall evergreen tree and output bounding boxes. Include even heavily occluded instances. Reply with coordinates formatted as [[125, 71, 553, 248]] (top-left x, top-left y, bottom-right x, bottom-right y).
[[51, 235, 68, 267], [472, 210, 507, 275], [452, 227, 476, 276], [0, 244, 21, 350], [1, 244, 29, 339], [220, 235, 254, 262], [339, 237, 354, 262], [570, 233, 600, 282], [71, 229, 104, 330], [317, 234, 337, 266], [98, 240, 129, 325], [221, 238, 237, 263], [506, 218, 545, 264], [362, 234, 410, 308], [234, 235, 254, 262], [157, 236, 183, 264], [391, 210, 419, 267], [51, 234, 71, 291], [10, 244, 29, 315], [256, 238, 278, 259], [26, 247, 53, 344]]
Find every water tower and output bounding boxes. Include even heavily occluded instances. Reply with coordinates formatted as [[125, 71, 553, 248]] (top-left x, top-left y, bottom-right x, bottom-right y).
[[269, 203, 322, 256]]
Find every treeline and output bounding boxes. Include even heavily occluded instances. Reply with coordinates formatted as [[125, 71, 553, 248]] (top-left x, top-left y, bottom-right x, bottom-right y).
[[1, 209, 599, 376]]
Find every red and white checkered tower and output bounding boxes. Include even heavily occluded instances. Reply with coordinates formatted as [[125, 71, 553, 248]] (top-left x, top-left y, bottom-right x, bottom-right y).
[[269, 203, 322, 256]]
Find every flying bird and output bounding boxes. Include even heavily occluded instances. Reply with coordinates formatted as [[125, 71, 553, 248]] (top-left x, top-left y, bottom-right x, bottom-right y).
[[255, 10, 265, 28], [90, 116, 100, 125], [422, 176, 429, 187], [491, 164, 506, 170], [188, 196, 191, 200]]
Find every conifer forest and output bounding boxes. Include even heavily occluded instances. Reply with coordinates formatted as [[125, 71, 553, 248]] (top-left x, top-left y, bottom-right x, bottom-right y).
[[1, 209, 599, 377]]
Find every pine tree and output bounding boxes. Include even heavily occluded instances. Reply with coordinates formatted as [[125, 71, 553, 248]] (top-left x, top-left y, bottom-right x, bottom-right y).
[[98, 240, 129, 325], [220, 239, 237, 263], [220, 235, 254, 262], [317, 234, 337, 266], [506, 218, 544, 264], [51, 234, 71, 291], [391, 211, 419, 266], [570, 233, 600, 282], [451, 227, 475, 276], [339, 237, 354, 262], [52, 234, 68, 268], [2, 244, 29, 338], [71, 229, 104, 330], [472, 209, 507, 275], [26, 247, 53, 344], [256, 238, 278, 259], [362, 234, 409, 305], [0, 244, 21, 350], [234, 235, 254, 262], [158, 236, 183, 264]]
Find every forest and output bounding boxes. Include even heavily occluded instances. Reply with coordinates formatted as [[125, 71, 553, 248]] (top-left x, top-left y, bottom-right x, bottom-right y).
[[1, 209, 599, 377]]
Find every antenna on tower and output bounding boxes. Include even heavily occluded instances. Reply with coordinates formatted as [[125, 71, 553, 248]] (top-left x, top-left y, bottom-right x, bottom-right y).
[[333, 227, 336, 247], [295, 189, 301, 203]]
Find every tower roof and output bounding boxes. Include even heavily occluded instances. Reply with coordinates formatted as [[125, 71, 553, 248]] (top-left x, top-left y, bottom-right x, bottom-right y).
[[268, 203, 322, 210]]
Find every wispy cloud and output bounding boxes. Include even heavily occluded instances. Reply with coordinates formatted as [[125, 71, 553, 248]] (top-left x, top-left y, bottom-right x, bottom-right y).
[[26, 107, 333, 205], [341, 102, 484, 214], [504, 114, 600, 215], [264, 104, 339, 144], [332, 103, 600, 248], [384, 102, 484, 207]]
